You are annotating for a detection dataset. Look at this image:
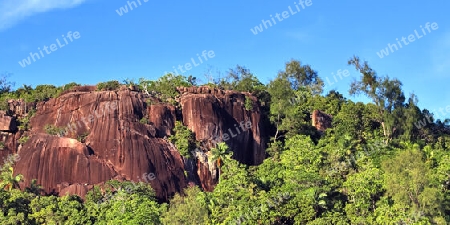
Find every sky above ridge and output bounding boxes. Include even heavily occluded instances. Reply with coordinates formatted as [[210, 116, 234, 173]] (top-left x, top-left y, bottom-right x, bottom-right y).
[[0, 0, 449, 119]]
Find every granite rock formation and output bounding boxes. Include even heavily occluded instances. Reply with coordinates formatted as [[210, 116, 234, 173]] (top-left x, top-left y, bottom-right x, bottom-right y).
[[0, 86, 267, 201], [311, 109, 333, 132]]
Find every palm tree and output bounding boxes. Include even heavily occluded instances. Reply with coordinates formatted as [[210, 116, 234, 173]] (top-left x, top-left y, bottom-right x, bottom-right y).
[[0, 165, 23, 191], [209, 142, 230, 182], [25, 179, 43, 195], [313, 191, 328, 213], [210, 142, 229, 168]]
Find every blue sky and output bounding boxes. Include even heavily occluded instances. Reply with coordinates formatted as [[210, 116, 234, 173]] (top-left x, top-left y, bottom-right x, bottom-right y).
[[0, 0, 449, 119]]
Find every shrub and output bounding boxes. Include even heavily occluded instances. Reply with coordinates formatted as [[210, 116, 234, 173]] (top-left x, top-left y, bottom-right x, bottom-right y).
[[33, 85, 61, 101], [0, 99, 9, 111], [18, 109, 36, 131], [168, 121, 196, 159], [18, 135, 30, 145], [77, 132, 89, 143], [44, 124, 66, 136], [97, 80, 121, 91], [140, 117, 149, 125], [147, 98, 157, 105], [144, 74, 192, 102], [244, 96, 253, 111]]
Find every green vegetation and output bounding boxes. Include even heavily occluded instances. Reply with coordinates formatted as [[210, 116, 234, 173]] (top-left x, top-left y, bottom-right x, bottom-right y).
[[139, 73, 192, 104], [168, 121, 196, 159], [76, 132, 89, 143], [44, 124, 66, 136], [18, 135, 29, 145], [1, 57, 450, 224], [244, 96, 253, 111], [161, 186, 208, 225], [17, 109, 35, 131], [146, 98, 158, 105], [140, 117, 149, 125], [210, 142, 231, 182], [0, 160, 23, 191], [0, 82, 81, 143], [96, 80, 121, 91]]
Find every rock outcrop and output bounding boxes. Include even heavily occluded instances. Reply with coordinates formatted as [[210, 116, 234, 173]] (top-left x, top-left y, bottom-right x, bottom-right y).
[[312, 109, 333, 132], [0, 112, 17, 132], [178, 87, 265, 165], [177, 87, 266, 190], [1, 86, 267, 201]]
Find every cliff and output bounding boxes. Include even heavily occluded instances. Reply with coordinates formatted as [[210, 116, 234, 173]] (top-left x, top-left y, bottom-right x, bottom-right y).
[[0, 86, 267, 201]]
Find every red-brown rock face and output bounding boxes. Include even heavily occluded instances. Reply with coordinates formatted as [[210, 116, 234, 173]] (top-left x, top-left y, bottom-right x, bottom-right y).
[[2, 86, 266, 201], [10, 90, 186, 201], [0, 112, 17, 132], [178, 87, 266, 191], [179, 87, 265, 164], [312, 110, 333, 132]]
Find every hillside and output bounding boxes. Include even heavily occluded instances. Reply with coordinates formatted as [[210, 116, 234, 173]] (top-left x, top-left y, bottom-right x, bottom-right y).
[[1, 60, 450, 224]]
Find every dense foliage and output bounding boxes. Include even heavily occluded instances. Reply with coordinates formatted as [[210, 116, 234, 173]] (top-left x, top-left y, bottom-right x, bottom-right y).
[[1, 57, 450, 224], [96, 80, 121, 91], [168, 121, 197, 159]]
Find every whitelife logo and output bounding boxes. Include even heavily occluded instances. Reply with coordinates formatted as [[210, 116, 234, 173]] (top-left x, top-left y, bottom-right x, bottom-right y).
[[18, 31, 81, 68], [115, 0, 149, 16], [250, 0, 312, 35], [376, 22, 439, 58], [164, 50, 215, 75]]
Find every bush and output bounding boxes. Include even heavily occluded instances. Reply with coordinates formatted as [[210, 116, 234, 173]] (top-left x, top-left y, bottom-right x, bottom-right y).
[[97, 80, 121, 91], [77, 132, 89, 143], [44, 124, 66, 136], [0, 99, 9, 111], [33, 85, 61, 101], [168, 121, 196, 159], [18, 135, 29, 145], [61, 82, 81, 93], [140, 117, 149, 125], [144, 74, 192, 102], [17, 109, 36, 131], [147, 98, 157, 105], [244, 96, 253, 111]]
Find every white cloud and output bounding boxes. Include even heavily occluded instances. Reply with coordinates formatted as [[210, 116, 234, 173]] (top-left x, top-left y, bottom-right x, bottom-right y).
[[0, 0, 86, 31]]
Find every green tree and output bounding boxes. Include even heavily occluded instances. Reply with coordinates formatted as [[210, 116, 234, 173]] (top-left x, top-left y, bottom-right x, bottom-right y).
[[169, 121, 196, 159], [25, 179, 43, 196], [96, 80, 121, 91], [244, 96, 253, 111], [348, 56, 406, 142], [267, 76, 295, 140], [208, 153, 259, 224], [161, 186, 209, 225], [0, 189, 34, 224], [145, 73, 192, 102], [210, 142, 231, 183], [29, 195, 90, 224], [210, 142, 229, 169], [381, 149, 445, 220], [278, 59, 324, 94], [83, 180, 164, 224], [0, 163, 23, 191], [219, 65, 266, 97], [267, 59, 324, 141], [343, 163, 384, 224]]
